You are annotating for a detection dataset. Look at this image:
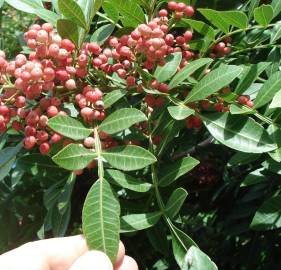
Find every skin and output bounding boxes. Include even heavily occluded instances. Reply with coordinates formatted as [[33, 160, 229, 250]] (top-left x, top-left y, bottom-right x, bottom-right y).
[[0, 235, 138, 270]]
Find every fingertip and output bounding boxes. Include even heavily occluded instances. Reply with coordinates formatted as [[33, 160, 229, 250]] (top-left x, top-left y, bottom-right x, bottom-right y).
[[114, 241, 125, 268], [115, 255, 138, 270], [69, 251, 113, 270]]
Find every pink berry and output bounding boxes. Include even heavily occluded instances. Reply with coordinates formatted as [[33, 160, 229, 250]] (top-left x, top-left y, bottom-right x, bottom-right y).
[[159, 9, 168, 17], [84, 137, 95, 148], [24, 136, 36, 150], [65, 79, 77, 90], [168, 1, 177, 10], [51, 133, 62, 143], [184, 31, 193, 42], [47, 106, 59, 117], [184, 6, 195, 17], [40, 142, 50, 155]]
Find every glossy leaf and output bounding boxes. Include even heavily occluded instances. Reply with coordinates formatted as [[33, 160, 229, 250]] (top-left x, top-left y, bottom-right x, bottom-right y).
[[0, 143, 22, 181], [105, 169, 152, 192], [254, 71, 281, 109], [77, 0, 103, 23], [99, 108, 147, 135], [159, 157, 200, 187], [185, 65, 242, 103], [266, 48, 281, 77], [48, 115, 93, 140], [58, 0, 87, 29], [103, 89, 126, 109], [270, 22, 281, 43], [57, 19, 80, 47], [254, 5, 273, 26], [169, 58, 213, 89], [168, 106, 194, 121], [201, 113, 277, 153], [5, 0, 43, 13], [184, 246, 218, 270], [82, 179, 120, 262], [269, 89, 281, 108], [251, 195, 281, 230], [91, 24, 115, 45], [241, 168, 268, 187], [120, 212, 162, 233], [103, 145, 157, 171], [272, 0, 281, 18], [220, 10, 248, 29], [228, 152, 260, 167], [165, 188, 188, 219], [155, 52, 182, 83], [103, 0, 119, 22], [52, 144, 96, 170], [36, 9, 60, 25]]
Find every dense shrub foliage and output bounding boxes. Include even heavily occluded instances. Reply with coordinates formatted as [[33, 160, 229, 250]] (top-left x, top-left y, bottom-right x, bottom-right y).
[[1, 0, 281, 269]]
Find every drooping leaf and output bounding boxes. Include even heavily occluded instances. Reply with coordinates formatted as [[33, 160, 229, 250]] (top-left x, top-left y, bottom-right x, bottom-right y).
[[254, 5, 274, 26], [48, 115, 93, 140], [52, 144, 96, 170], [0, 143, 22, 181], [103, 89, 126, 108], [105, 169, 152, 192], [103, 145, 157, 171], [184, 246, 218, 270], [57, 19, 80, 47], [58, 0, 87, 29], [90, 24, 115, 45], [168, 106, 194, 121], [99, 108, 147, 135], [82, 179, 120, 262], [254, 71, 281, 109], [154, 52, 182, 83], [251, 195, 281, 230], [165, 188, 188, 219], [169, 58, 213, 89], [120, 212, 162, 233], [185, 65, 242, 103], [159, 157, 200, 187], [201, 113, 277, 153]]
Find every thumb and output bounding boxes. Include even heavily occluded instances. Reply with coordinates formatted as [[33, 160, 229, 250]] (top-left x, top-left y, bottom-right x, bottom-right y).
[[69, 251, 113, 270]]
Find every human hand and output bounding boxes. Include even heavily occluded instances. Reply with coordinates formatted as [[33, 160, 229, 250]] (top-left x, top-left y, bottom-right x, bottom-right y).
[[0, 235, 138, 270]]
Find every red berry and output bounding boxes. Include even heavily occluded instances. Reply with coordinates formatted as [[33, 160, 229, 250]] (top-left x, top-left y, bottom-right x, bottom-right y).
[[159, 9, 168, 17], [40, 142, 50, 155], [184, 6, 195, 17], [168, 1, 177, 10], [47, 106, 59, 117]]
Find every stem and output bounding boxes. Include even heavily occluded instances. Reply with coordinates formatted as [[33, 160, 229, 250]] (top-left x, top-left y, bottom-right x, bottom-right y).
[[229, 44, 281, 57], [96, 11, 122, 29], [94, 126, 104, 180]]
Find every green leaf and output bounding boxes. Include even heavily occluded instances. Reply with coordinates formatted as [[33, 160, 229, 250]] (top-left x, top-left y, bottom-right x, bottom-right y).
[[254, 5, 273, 26], [52, 144, 96, 170], [168, 106, 194, 121], [220, 11, 248, 29], [201, 112, 277, 153], [103, 89, 126, 109], [103, 145, 157, 171], [235, 62, 271, 95], [36, 8, 60, 25], [120, 212, 162, 233], [266, 48, 281, 77], [154, 52, 182, 83], [185, 65, 243, 103], [0, 143, 22, 181], [159, 157, 200, 187], [111, 0, 144, 27], [251, 195, 281, 230], [77, 0, 103, 24], [91, 24, 115, 45], [5, 0, 43, 13], [176, 19, 215, 40], [184, 246, 218, 270], [103, 0, 119, 22], [171, 224, 197, 268], [169, 58, 213, 89], [228, 152, 260, 167], [241, 168, 268, 187], [99, 108, 147, 135], [270, 22, 281, 43], [105, 169, 152, 192], [198, 9, 229, 33], [58, 0, 87, 29], [51, 0, 60, 13], [57, 19, 80, 47], [0, 0, 4, 8], [229, 104, 254, 115], [48, 115, 93, 140], [52, 203, 71, 237], [269, 89, 281, 108], [272, 0, 281, 18], [82, 179, 120, 262], [165, 188, 188, 219], [254, 71, 281, 109]]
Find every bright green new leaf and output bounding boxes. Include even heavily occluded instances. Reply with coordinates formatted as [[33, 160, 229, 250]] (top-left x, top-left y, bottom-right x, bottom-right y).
[[168, 106, 194, 121], [48, 115, 93, 141], [251, 195, 281, 230], [169, 58, 213, 89], [201, 113, 277, 153], [185, 65, 242, 103], [52, 144, 96, 170], [120, 212, 162, 233], [103, 90, 126, 109], [103, 145, 157, 171], [99, 108, 147, 135], [154, 52, 182, 83], [91, 24, 115, 45], [57, 19, 80, 47], [254, 5, 274, 26], [254, 71, 281, 108], [82, 179, 120, 262], [105, 169, 152, 192], [165, 188, 188, 219], [58, 0, 87, 29], [159, 157, 200, 187]]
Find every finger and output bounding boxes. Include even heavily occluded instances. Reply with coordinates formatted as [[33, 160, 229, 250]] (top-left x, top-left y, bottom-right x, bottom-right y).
[[114, 255, 138, 270], [69, 251, 113, 270], [114, 241, 125, 268]]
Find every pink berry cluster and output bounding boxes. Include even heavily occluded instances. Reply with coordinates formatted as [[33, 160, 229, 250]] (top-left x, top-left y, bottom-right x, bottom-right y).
[[209, 37, 232, 58]]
